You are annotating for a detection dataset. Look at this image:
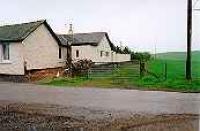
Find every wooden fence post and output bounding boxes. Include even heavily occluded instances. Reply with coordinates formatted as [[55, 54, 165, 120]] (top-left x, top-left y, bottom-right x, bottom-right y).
[[87, 69, 90, 79], [140, 61, 145, 78], [164, 62, 168, 80]]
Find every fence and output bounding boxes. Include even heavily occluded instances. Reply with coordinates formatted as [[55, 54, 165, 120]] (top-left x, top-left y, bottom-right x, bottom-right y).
[[87, 61, 144, 81], [146, 60, 200, 80]]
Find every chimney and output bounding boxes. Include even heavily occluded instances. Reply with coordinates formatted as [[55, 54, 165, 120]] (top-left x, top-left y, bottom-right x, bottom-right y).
[[120, 41, 123, 49], [68, 23, 73, 34]]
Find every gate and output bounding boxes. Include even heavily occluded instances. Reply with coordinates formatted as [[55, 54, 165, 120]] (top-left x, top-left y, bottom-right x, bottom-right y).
[[87, 61, 143, 81]]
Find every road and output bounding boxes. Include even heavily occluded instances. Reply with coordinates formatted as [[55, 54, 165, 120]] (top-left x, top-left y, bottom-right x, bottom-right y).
[[0, 82, 199, 115]]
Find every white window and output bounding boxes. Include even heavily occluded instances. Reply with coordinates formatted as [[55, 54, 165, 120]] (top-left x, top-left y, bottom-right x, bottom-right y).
[[1, 43, 10, 61]]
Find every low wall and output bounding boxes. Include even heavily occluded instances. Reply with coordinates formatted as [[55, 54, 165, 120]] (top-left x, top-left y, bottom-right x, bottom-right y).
[[0, 75, 28, 83], [112, 53, 131, 62], [0, 68, 66, 82]]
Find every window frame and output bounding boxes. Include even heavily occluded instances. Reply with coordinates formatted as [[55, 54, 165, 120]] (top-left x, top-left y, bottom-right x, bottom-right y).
[[106, 52, 109, 57], [100, 51, 103, 57], [76, 50, 79, 58], [1, 43, 10, 61], [59, 47, 62, 59]]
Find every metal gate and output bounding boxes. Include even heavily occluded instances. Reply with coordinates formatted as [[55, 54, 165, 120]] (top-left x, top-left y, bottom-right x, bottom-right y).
[[87, 61, 142, 80]]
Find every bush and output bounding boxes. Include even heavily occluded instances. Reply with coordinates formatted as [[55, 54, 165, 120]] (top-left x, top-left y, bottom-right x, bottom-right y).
[[70, 59, 93, 76]]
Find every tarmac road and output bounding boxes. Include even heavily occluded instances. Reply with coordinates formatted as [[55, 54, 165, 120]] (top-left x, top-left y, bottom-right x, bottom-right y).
[[0, 82, 199, 115]]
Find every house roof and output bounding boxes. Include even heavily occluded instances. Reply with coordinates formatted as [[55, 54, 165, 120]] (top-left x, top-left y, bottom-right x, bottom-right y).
[[58, 32, 116, 50], [0, 20, 63, 46]]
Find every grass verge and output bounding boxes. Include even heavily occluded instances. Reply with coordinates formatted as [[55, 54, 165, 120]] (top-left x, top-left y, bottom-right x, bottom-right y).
[[38, 61, 200, 93]]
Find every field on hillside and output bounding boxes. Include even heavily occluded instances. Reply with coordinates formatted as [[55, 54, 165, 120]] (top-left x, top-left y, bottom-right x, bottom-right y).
[[156, 51, 200, 61], [147, 60, 200, 79]]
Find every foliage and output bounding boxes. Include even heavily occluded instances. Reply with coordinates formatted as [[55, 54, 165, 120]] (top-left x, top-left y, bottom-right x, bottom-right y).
[[123, 46, 132, 54], [131, 52, 151, 61], [71, 59, 93, 71], [112, 45, 131, 54], [66, 59, 93, 77], [115, 46, 124, 54]]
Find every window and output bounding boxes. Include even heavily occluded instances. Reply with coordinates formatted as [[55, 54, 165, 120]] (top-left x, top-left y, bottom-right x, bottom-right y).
[[59, 47, 62, 59], [100, 51, 103, 57], [2, 44, 9, 60], [106, 52, 109, 57], [76, 50, 79, 57]]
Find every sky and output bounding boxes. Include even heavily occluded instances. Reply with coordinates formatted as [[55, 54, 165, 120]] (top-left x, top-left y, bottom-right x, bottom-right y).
[[0, 0, 200, 53]]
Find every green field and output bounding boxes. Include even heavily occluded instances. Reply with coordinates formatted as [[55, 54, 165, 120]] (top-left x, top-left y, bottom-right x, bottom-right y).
[[151, 51, 200, 79], [142, 59, 200, 92], [142, 51, 200, 92], [147, 60, 200, 79]]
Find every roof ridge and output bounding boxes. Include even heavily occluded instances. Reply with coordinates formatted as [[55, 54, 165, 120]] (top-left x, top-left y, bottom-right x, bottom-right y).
[[0, 20, 46, 28], [57, 32, 107, 36], [71, 32, 107, 35], [18, 20, 46, 40]]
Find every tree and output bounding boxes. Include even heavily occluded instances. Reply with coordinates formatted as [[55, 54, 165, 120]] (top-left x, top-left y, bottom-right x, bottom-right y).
[[123, 46, 132, 54], [131, 52, 151, 61]]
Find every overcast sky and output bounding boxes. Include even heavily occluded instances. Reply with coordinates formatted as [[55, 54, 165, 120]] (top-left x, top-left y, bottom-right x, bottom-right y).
[[0, 0, 200, 53]]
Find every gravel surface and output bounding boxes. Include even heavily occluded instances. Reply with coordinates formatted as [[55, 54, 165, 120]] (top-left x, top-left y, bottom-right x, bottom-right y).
[[0, 101, 199, 131]]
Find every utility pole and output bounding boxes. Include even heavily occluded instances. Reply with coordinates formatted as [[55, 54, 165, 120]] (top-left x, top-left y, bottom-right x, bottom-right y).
[[67, 23, 73, 67], [154, 43, 157, 60], [186, 0, 192, 80]]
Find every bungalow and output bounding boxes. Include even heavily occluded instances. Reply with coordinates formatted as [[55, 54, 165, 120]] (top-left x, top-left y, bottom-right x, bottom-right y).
[[58, 32, 115, 63], [0, 20, 67, 76], [58, 31, 131, 63]]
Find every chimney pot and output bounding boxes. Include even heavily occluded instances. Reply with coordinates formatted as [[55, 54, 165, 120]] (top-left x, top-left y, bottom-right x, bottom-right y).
[[68, 24, 73, 34]]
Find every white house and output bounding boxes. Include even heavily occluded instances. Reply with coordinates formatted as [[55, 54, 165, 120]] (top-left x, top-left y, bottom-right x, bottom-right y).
[[58, 32, 131, 63], [0, 20, 67, 75]]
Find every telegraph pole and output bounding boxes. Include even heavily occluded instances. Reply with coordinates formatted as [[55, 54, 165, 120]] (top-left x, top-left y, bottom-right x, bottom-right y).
[[186, 0, 192, 80], [154, 43, 157, 60]]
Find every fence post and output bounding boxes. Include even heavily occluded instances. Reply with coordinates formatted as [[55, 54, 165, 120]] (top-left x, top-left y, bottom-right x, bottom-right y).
[[164, 62, 167, 80], [87, 69, 90, 79], [140, 61, 145, 78]]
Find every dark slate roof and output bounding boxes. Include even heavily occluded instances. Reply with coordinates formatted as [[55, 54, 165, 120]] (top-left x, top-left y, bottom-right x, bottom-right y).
[[57, 35, 70, 46], [58, 32, 115, 50], [0, 20, 63, 46]]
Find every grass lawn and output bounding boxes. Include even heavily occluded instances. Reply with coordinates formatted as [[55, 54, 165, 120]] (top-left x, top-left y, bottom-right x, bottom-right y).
[[39, 61, 200, 92]]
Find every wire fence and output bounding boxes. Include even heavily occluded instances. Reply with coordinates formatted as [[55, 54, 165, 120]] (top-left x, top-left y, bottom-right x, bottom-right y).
[[146, 60, 200, 80]]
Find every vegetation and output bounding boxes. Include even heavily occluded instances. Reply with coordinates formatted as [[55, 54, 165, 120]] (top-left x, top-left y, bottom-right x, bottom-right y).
[[111, 45, 132, 54], [142, 51, 200, 92], [39, 63, 140, 89], [131, 52, 151, 61], [156, 51, 200, 62], [39, 59, 200, 92], [38, 51, 200, 92]]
